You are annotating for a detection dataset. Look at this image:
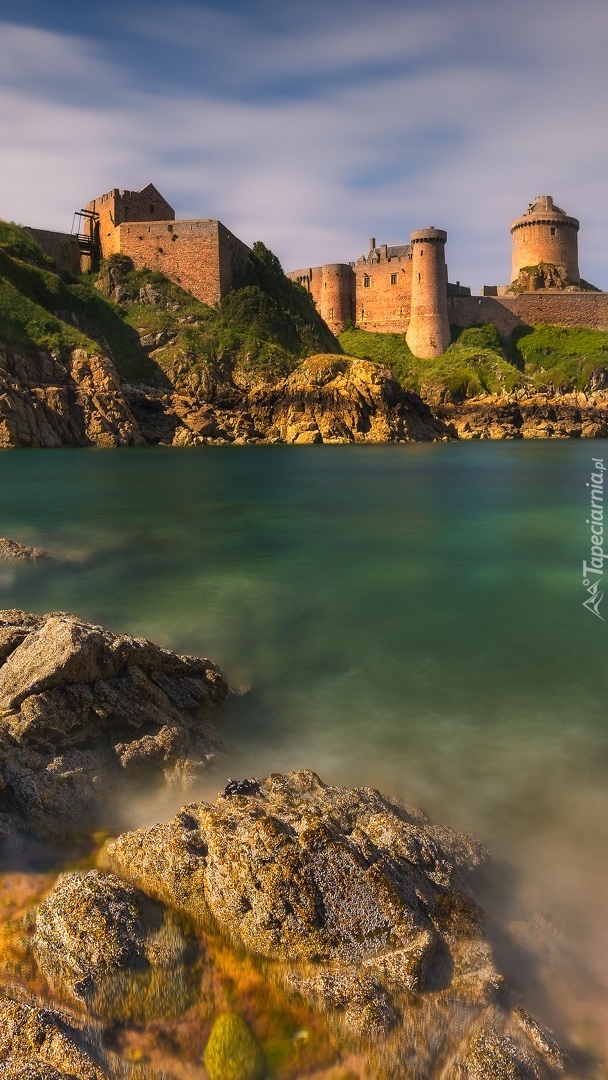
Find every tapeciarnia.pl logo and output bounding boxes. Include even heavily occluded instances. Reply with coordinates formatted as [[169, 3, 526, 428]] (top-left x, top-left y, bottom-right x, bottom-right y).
[[582, 457, 606, 620]]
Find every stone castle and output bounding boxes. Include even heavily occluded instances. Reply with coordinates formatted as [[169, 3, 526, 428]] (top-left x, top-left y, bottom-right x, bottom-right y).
[[24, 186, 608, 359]]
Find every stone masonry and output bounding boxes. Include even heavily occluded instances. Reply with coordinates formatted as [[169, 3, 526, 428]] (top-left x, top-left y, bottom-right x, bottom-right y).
[[82, 183, 252, 307]]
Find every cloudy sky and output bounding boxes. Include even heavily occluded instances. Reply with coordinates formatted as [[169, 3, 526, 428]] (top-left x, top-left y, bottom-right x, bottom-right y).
[[1, 0, 607, 290]]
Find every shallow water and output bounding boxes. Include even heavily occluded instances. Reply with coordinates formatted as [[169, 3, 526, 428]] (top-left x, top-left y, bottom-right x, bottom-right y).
[[1, 442, 607, 1061]]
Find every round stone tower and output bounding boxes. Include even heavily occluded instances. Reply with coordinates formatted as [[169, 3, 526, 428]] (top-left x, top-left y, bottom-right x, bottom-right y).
[[406, 228, 450, 359], [320, 263, 355, 335], [510, 195, 580, 284]]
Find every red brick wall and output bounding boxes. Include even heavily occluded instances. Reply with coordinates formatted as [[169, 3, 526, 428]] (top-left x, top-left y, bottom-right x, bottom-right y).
[[116, 219, 222, 305], [355, 255, 412, 332]]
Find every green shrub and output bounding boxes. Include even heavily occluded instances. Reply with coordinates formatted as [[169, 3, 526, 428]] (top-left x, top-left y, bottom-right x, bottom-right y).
[[203, 1012, 266, 1080]]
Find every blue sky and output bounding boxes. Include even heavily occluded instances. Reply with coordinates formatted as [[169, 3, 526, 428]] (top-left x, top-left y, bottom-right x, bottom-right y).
[[1, 0, 607, 290]]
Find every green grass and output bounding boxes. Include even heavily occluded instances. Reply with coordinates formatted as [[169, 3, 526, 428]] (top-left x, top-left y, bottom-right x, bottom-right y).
[[93, 243, 340, 388], [0, 225, 336, 388], [339, 322, 608, 398], [0, 220, 55, 269]]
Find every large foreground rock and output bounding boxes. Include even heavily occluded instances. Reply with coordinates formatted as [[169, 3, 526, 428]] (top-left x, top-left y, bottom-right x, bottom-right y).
[[127, 355, 454, 446], [103, 770, 566, 1078], [0, 610, 227, 839]]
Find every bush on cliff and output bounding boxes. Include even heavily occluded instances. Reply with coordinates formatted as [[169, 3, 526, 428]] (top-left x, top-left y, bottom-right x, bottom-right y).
[[93, 243, 340, 387]]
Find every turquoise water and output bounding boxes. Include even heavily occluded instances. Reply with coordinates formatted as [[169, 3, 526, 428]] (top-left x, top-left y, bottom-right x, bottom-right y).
[[1, 442, 608, 1034]]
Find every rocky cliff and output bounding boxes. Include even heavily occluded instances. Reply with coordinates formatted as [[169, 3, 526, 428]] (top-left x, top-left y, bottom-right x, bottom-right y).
[[0, 344, 142, 448]]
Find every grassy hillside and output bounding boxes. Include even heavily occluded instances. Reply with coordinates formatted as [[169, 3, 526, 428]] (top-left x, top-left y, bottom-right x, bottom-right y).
[[0, 223, 339, 387], [339, 322, 608, 399]]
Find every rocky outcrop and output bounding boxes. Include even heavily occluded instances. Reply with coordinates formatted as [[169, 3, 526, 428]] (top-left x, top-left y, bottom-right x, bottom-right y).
[[0, 992, 108, 1079], [437, 389, 608, 439], [0, 344, 144, 448], [127, 355, 454, 446], [0, 540, 51, 563], [33, 870, 198, 1021], [250, 355, 452, 444], [0, 609, 227, 839], [102, 770, 565, 1078]]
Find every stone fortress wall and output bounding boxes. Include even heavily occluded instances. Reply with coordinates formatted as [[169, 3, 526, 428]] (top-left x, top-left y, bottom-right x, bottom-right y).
[[287, 194, 608, 356], [22, 185, 608, 360], [80, 183, 251, 306], [23, 228, 81, 276]]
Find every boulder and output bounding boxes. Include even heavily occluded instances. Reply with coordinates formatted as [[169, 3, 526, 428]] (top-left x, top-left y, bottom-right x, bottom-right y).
[[0, 609, 228, 838], [102, 770, 565, 1077], [249, 355, 453, 444], [33, 870, 199, 1021]]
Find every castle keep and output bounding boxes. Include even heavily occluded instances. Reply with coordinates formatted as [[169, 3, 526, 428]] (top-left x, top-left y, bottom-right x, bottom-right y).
[[23, 188, 608, 359], [31, 183, 251, 308]]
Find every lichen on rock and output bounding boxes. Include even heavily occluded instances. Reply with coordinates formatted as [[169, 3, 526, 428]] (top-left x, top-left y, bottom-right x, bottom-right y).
[[102, 769, 565, 1077]]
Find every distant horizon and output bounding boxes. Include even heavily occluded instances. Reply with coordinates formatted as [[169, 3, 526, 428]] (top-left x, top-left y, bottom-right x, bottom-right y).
[[1, 0, 607, 291]]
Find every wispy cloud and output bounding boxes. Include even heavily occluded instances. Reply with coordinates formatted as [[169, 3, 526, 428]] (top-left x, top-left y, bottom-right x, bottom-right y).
[[0, 1, 607, 290]]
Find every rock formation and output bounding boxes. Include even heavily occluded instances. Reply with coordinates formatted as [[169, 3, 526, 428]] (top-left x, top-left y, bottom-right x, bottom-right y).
[[34, 870, 198, 1022], [101, 770, 566, 1078], [0, 345, 144, 448], [125, 355, 453, 446], [0, 992, 107, 1079], [436, 390, 608, 440], [0, 609, 227, 839], [0, 540, 51, 562]]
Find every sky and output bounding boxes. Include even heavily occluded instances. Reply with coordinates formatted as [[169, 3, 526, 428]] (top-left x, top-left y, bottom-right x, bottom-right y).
[[0, 0, 607, 291]]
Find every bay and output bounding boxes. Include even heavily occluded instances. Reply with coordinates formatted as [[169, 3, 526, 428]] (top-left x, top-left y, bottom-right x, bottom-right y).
[[1, 441, 607, 1055]]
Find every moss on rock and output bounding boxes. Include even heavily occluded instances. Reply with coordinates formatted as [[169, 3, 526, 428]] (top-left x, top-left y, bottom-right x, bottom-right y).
[[203, 1012, 266, 1080]]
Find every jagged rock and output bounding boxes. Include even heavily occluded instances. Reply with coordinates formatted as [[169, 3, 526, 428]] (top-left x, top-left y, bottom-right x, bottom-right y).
[[126, 355, 453, 446], [102, 770, 564, 1076], [0, 993, 108, 1079], [0, 344, 144, 448], [0, 540, 51, 563], [247, 355, 453, 444], [0, 609, 228, 838], [33, 870, 198, 1021], [438, 390, 608, 440]]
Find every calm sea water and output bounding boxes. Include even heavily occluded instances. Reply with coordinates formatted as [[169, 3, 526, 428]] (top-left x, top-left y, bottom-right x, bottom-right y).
[[1, 442, 607, 1047]]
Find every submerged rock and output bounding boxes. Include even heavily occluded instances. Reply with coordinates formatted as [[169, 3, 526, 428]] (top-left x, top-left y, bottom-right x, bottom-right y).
[[33, 870, 198, 1021], [0, 992, 108, 1079], [102, 770, 565, 1078], [0, 609, 228, 839], [203, 1012, 265, 1080], [0, 540, 52, 563]]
